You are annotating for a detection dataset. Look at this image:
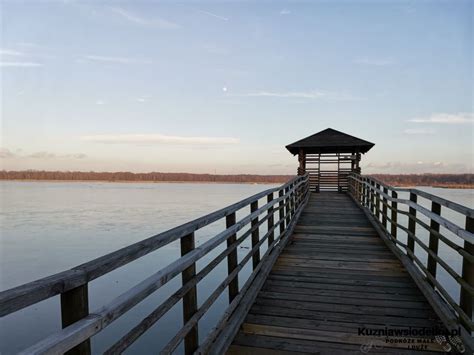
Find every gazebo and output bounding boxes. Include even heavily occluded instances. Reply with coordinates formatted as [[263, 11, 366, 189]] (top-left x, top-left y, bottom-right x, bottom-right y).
[[286, 128, 374, 192]]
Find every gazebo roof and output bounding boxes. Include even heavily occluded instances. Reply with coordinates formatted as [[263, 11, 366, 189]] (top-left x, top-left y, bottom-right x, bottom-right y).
[[286, 128, 375, 155]]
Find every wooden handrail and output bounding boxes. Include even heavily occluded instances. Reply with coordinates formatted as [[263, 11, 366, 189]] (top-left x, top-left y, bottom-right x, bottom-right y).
[[1, 174, 309, 354], [348, 173, 474, 351]]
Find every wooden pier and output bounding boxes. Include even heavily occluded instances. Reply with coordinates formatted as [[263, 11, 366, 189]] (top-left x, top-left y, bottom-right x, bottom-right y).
[[0, 129, 473, 354], [229, 192, 446, 354]]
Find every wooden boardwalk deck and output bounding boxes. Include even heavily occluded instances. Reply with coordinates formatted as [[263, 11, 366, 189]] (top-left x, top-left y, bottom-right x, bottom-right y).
[[228, 192, 446, 355]]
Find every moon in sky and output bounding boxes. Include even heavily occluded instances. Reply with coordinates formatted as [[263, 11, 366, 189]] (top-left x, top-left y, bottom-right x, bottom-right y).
[[222, 87, 227, 92]]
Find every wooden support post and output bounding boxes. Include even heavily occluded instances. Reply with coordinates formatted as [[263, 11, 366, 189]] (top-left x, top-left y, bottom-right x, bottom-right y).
[[382, 187, 388, 229], [427, 202, 441, 287], [355, 152, 361, 174], [180, 232, 198, 354], [391, 191, 398, 240], [460, 216, 473, 328], [298, 149, 306, 176], [267, 192, 274, 246], [226, 212, 239, 302], [279, 189, 285, 235], [375, 183, 381, 221], [251, 201, 260, 269], [407, 192, 417, 258], [61, 285, 91, 355]]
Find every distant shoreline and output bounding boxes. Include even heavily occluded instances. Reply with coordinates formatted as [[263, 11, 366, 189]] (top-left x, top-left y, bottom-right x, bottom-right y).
[[1, 171, 472, 189]]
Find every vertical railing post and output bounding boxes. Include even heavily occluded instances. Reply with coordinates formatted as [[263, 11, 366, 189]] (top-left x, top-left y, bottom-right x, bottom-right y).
[[370, 180, 375, 215], [290, 182, 295, 217], [267, 192, 274, 246], [375, 183, 381, 221], [460, 216, 473, 328], [279, 189, 285, 235], [226, 212, 239, 302], [362, 177, 367, 207], [180, 232, 198, 354], [382, 187, 388, 229], [285, 186, 290, 227], [61, 285, 91, 355], [427, 202, 441, 287], [356, 176, 360, 202], [251, 201, 260, 269], [391, 191, 398, 240], [407, 192, 417, 258]]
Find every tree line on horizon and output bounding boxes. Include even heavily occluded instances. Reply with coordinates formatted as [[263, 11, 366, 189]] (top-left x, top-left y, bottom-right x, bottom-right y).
[[0, 170, 472, 187], [372, 174, 473, 188], [0, 170, 292, 183]]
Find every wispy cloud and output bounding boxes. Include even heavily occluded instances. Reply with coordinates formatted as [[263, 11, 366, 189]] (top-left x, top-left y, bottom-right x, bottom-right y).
[[111, 7, 180, 29], [280, 9, 291, 15], [0, 148, 87, 160], [408, 112, 474, 124], [0, 49, 24, 56], [355, 57, 394, 66], [0, 61, 42, 67], [197, 10, 228, 21], [95, 100, 105, 105], [239, 90, 362, 101], [84, 55, 152, 64], [0, 148, 16, 159], [403, 128, 435, 135], [29, 152, 87, 159], [81, 134, 240, 145]]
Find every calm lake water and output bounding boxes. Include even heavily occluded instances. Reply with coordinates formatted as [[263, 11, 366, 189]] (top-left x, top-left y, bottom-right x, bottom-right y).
[[0, 181, 472, 354]]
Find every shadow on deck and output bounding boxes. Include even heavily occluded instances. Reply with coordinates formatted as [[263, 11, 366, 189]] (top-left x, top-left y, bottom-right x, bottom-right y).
[[229, 192, 446, 354]]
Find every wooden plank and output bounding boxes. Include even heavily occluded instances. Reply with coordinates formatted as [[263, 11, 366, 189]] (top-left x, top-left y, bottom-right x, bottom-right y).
[[240, 324, 445, 352], [232, 334, 385, 355], [270, 269, 412, 282], [227, 344, 306, 355], [257, 290, 430, 309], [274, 259, 403, 272], [277, 254, 399, 264], [249, 303, 441, 327], [261, 282, 425, 301], [253, 298, 435, 318]]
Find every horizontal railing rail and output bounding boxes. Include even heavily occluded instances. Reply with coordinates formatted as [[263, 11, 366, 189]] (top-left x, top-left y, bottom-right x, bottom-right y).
[[1, 174, 310, 354], [348, 173, 473, 352]]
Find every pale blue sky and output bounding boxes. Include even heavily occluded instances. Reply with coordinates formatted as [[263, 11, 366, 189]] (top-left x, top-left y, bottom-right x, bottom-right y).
[[1, 0, 472, 174]]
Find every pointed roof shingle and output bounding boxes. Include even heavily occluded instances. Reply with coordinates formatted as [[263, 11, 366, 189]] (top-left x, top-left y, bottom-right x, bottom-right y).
[[286, 128, 375, 155]]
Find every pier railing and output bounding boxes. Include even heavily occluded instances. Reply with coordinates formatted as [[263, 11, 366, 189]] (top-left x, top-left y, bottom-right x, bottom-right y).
[[0, 174, 310, 354], [348, 173, 473, 350]]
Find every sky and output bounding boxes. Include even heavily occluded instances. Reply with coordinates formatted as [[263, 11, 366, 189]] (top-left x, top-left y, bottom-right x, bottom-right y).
[[0, 0, 472, 175]]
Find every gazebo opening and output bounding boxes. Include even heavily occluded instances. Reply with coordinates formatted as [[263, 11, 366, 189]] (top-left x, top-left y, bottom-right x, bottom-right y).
[[286, 128, 374, 192]]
